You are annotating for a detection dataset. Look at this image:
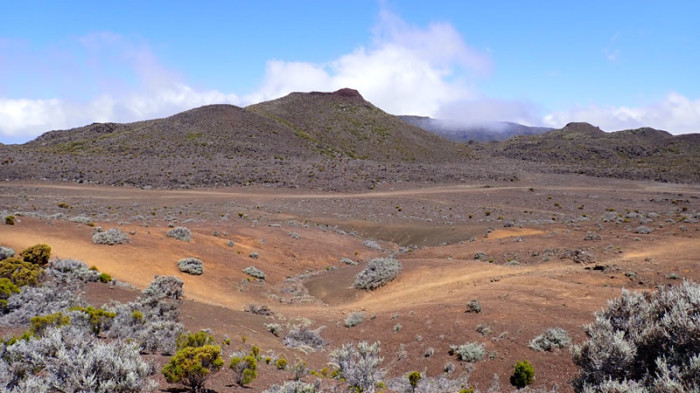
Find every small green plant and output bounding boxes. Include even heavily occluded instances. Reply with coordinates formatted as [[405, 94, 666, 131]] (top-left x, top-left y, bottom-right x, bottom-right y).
[[510, 360, 535, 388], [0, 278, 19, 308], [162, 345, 223, 392], [408, 371, 421, 392], [30, 312, 71, 336], [131, 309, 144, 322], [4, 215, 15, 225], [98, 272, 112, 283], [275, 357, 288, 370]]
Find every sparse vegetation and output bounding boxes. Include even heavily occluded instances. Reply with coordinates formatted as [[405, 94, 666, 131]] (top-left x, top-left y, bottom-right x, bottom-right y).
[[229, 350, 258, 386], [465, 299, 482, 313], [162, 344, 223, 392], [283, 325, 326, 351], [329, 341, 384, 393], [353, 257, 402, 290]]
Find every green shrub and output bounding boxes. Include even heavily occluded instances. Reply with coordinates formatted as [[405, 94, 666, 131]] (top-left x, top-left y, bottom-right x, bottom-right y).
[[408, 371, 421, 391], [19, 243, 51, 266], [0, 257, 43, 286], [162, 345, 223, 392], [510, 360, 535, 388], [177, 330, 215, 351], [0, 277, 19, 308], [98, 272, 112, 283], [4, 215, 15, 225], [30, 311, 71, 336], [275, 357, 287, 370]]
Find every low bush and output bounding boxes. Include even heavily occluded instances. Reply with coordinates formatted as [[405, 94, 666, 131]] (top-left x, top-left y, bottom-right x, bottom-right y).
[[283, 325, 326, 351], [47, 259, 101, 283], [244, 304, 272, 315], [265, 323, 282, 336], [353, 257, 402, 290], [0, 281, 85, 326], [167, 227, 191, 242], [68, 306, 116, 336], [450, 342, 485, 362], [344, 311, 365, 328], [510, 360, 535, 388], [177, 258, 203, 275], [243, 266, 266, 280], [98, 272, 112, 283], [4, 215, 15, 225], [529, 327, 571, 352], [0, 278, 19, 309], [263, 381, 320, 393], [92, 228, 129, 245], [162, 345, 223, 392], [465, 299, 482, 313]]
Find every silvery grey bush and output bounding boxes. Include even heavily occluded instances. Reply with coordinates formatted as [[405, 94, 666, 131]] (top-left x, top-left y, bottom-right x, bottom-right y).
[[329, 341, 384, 393], [529, 327, 571, 352], [0, 282, 85, 326], [263, 380, 321, 393], [572, 281, 700, 392], [243, 266, 266, 280], [92, 228, 130, 245], [167, 226, 191, 242], [450, 342, 485, 362], [0, 326, 156, 392], [177, 258, 203, 275], [0, 246, 14, 261], [353, 257, 402, 290], [46, 258, 101, 284]]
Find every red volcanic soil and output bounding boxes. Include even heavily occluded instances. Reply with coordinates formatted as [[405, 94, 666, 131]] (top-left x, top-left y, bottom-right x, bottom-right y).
[[0, 176, 698, 392]]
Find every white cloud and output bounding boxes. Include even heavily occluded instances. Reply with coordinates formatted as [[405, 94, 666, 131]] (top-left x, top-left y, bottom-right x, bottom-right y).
[[245, 8, 490, 117], [0, 33, 240, 142], [543, 92, 700, 134]]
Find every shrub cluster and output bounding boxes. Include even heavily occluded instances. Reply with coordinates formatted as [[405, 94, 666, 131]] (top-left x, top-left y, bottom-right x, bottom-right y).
[[92, 228, 130, 245], [572, 281, 700, 392], [353, 257, 402, 290], [177, 258, 203, 275], [167, 226, 192, 242]]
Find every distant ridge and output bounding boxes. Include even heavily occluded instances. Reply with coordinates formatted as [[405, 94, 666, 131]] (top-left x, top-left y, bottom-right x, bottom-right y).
[[483, 122, 699, 183]]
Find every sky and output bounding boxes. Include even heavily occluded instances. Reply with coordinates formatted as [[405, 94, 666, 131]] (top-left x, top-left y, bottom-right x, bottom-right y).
[[1, 1, 699, 144]]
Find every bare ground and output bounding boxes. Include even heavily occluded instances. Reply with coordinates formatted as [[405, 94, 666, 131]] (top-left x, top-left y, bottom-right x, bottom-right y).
[[0, 174, 698, 392]]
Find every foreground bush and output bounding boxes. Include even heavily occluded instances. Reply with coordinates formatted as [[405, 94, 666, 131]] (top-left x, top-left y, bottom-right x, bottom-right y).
[[19, 244, 51, 266], [229, 350, 258, 386], [178, 258, 204, 275], [329, 341, 384, 393], [353, 257, 402, 290], [162, 345, 223, 392], [572, 281, 700, 392], [0, 326, 156, 392]]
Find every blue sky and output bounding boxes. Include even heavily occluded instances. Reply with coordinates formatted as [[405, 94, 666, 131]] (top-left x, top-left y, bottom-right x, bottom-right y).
[[1, 1, 699, 143]]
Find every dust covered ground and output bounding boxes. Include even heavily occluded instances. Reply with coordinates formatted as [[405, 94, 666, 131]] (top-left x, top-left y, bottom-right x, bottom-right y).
[[0, 172, 698, 392]]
